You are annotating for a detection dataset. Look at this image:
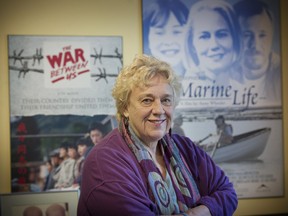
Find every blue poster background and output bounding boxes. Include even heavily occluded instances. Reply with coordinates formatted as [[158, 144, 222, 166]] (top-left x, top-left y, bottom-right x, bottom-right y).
[[142, 0, 283, 198]]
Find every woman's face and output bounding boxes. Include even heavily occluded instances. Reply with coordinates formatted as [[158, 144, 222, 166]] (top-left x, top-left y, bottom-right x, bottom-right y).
[[124, 75, 174, 146], [148, 12, 185, 66], [192, 9, 235, 73]]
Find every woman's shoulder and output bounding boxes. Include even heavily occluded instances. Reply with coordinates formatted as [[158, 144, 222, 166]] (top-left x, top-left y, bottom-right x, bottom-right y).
[[88, 128, 131, 159], [84, 128, 140, 175], [86, 128, 122, 151], [171, 133, 199, 155], [171, 133, 197, 148], [171, 133, 211, 162], [80, 128, 148, 198]]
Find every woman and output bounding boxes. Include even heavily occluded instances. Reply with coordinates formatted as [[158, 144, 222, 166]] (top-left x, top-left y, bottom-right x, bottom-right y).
[[185, 0, 242, 84], [143, 0, 189, 78], [77, 55, 238, 215]]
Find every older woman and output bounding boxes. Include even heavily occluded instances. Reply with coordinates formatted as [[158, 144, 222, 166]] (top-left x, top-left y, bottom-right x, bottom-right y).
[[77, 55, 237, 216], [185, 0, 242, 84]]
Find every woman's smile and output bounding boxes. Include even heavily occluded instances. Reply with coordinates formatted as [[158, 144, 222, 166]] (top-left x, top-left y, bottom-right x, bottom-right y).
[[147, 118, 167, 126]]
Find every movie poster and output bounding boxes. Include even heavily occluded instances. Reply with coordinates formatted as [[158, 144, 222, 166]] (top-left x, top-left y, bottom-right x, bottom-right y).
[[9, 35, 122, 192], [142, 0, 283, 198]]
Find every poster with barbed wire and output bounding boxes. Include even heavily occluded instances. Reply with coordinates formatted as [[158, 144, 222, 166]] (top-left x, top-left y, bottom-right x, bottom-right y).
[[8, 35, 122, 193], [9, 35, 122, 116]]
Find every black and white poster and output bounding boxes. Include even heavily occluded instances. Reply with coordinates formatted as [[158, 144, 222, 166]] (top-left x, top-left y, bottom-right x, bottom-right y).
[[142, 0, 283, 198]]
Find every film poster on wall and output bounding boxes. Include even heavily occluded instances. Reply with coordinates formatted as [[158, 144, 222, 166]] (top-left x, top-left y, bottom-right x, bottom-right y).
[[8, 35, 122, 192], [142, 0, 283, 198]]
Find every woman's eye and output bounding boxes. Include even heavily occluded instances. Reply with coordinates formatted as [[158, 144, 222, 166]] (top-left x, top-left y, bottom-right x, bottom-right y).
[[216, 30, 230, 39], [162, 98, 172, 106], [142, 98, 153, 105], [199, 32, 210, 40]]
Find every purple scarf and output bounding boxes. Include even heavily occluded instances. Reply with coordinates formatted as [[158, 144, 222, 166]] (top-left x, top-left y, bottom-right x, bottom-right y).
[[119, 118, 200, 214]]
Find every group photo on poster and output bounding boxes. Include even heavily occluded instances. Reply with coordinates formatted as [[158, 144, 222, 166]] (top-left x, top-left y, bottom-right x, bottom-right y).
[[8, 36, 122, 192], [10, 114, 117, 192], [142, 0, 283, 198]]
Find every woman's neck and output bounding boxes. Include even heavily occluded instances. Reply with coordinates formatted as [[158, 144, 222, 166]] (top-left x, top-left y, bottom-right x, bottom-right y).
[[143, 141, 159, 157], [146, 144, 166, 178]]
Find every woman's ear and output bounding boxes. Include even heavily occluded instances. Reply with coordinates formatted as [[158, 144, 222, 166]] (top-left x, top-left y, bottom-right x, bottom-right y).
[[123, 109, 129, 118]]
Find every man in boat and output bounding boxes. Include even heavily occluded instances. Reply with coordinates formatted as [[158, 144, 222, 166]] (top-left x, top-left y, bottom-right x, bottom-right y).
[[172, 114, 185, 136], [215, 115, 233, 146]]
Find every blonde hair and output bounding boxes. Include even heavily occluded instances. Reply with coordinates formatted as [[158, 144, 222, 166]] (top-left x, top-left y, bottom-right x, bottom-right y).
[[112, 54, 181, 122], [186, 0, 241, 67]]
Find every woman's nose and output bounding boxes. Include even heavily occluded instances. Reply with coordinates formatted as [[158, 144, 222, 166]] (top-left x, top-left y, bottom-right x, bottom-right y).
[[209, 36, 220, 51], [152, 100, 165, 114]]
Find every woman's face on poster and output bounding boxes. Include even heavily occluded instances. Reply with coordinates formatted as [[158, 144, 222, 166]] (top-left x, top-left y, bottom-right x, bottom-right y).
[[192, 9, 235, 73], [148, 12, 185, 66]]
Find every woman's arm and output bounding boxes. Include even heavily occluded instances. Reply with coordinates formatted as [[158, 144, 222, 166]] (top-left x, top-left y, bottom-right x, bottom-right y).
[[175, 135, 238, 216]]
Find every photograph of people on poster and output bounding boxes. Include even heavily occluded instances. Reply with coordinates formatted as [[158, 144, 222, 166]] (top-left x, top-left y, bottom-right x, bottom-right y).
[[142, 0, 283, 199], [8, 36, 122, 193], [10, 114, 117, 193]]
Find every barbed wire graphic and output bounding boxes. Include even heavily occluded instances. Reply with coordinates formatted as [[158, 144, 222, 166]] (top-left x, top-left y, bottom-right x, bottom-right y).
[[8, 47, 122, 83], [91, 67, 119, 83], [9, 49, 43, 66], [9, 61, 44, 78], [91, 48, 123, 65]]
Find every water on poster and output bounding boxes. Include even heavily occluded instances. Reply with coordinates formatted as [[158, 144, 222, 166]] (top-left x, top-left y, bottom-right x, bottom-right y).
[[181, 118, 283, 198]]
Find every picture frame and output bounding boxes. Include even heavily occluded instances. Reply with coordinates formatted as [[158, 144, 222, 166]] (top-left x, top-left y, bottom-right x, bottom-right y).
[[0, 189, 79, 216]]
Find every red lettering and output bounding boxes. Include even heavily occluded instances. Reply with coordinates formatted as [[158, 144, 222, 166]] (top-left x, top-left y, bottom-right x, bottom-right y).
[[51, 69, 60, 78], [75, 48, 85, 62], [47, 53, 63, 68], [17, 167, 28, 175], [17, 122, 27, 134], [63, 45, 71, 51], [18, 155, 27, 164], [66, 72, 77, 80], [47, 48, 86, 69], [17, 144, 27, 154], [18, 135, 25, 142], [18, 176, 26, 184], [63, 52, 75, 66]]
